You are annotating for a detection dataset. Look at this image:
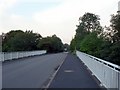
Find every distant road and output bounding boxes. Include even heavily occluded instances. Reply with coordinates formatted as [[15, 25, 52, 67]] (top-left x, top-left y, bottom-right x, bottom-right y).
[[3, 53, 67, 88]]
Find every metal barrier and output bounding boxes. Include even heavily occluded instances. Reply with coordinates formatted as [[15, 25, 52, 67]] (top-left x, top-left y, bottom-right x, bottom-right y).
[[76, 51, 120, 89], [0, 50, 46, 61]]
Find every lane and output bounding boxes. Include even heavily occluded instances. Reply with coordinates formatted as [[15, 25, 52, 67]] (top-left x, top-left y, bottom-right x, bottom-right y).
[[49, 53, 100, 88], [2, 53, 67, 88]]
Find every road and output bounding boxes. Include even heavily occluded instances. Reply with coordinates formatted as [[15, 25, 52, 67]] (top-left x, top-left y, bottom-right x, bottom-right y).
[[2, 53, 67, 88], [49, 53, 100, 88], [3, 52, 101, 89]]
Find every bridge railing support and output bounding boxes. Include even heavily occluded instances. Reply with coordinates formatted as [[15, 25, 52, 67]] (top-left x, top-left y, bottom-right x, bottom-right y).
[[76, 51, 120, 89], [0, 50, 46, 62]]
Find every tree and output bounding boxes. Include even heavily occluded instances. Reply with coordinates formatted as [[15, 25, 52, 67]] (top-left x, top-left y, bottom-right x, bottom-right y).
[[70, 38, 76, 52], [109, 42, 120, 65], [2, 30, 42, 52], [70, 12, 103, 51], [104, 14, 120, 65], [78, 12, 102, 34], [80, 32, 103, 56], [110, 14, 120, 42], [37, 35, 64, 53], [2, 30, 24, 51], [70, 12, 120, 65], [63, 43, 70, 51]]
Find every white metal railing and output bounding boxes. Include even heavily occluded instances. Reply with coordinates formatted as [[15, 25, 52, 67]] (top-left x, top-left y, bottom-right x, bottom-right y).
[[76, 51, 120, 89], [0, 50, 46, 61]]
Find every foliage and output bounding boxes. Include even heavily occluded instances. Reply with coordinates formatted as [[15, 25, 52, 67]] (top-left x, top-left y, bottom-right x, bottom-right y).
[[2, 30, 64, 53], [72, 13, 103, 50], [78, 12, 102, 34], [2, 30, 42, 52], [110, 14, 120, 42], [70, 38, 76, 52], [102, 14, 120, 65], [37, 35, 64, 53], [80, 32, 103, 56], [63, 43, 70, 51], [109, 42, 120, 65], [70, 12, 120, 65]]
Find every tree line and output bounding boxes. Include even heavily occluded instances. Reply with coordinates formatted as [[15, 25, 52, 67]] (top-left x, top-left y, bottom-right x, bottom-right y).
[[70, 12, 120, 65], [2, 30, 69, 53], [1, 12, 120, 65]]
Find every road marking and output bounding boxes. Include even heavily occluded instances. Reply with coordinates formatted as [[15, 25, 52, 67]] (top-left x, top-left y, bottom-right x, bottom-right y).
[[64, 70, 74, 73], [43, 54, 68, 89]]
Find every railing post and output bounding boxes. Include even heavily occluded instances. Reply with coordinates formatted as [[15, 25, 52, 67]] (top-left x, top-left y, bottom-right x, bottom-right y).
[[17, 52, 19, 59], [2, 52, 5, 61], [10, 52, 12, 60]]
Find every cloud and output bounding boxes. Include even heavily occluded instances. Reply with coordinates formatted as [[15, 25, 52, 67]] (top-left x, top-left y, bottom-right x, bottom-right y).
[[0, 0, 18, 16], [33, 0, 84, 23], [0, 0, 119, 43], [33, 0, 119, 25], [32, 0, 82, 43], [19, 0, 66, 3], [33, 0, 118, 43], [0, 0, 19, 34]]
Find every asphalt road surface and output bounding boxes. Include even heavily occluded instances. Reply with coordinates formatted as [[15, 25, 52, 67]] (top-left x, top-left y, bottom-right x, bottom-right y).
[[2, 53, 67, 88], [49, 53, 100, 88]]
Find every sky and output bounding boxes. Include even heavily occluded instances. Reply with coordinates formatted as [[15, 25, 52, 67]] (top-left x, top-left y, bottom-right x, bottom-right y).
[[0, 0, 119, 44]]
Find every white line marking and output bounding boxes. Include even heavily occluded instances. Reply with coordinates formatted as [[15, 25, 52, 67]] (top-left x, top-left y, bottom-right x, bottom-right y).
[[44, 54, 68, 89]]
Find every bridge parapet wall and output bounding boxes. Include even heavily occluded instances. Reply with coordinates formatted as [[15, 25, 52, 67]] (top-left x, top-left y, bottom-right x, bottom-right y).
[[0, 50, 46, 61], [76, 51, 120, 89]]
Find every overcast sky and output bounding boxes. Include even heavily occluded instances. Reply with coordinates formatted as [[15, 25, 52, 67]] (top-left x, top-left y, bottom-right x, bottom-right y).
[[0, 0, 119, 44]]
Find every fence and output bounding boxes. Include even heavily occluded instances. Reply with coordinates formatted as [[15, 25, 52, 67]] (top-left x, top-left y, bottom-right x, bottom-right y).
[[76, 51, 120, 89], [0, 50, 46, 62]]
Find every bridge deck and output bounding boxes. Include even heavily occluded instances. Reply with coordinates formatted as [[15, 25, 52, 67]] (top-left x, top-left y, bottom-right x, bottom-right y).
[[49, 53, 101, 88], [3, 53, 101, 89]]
